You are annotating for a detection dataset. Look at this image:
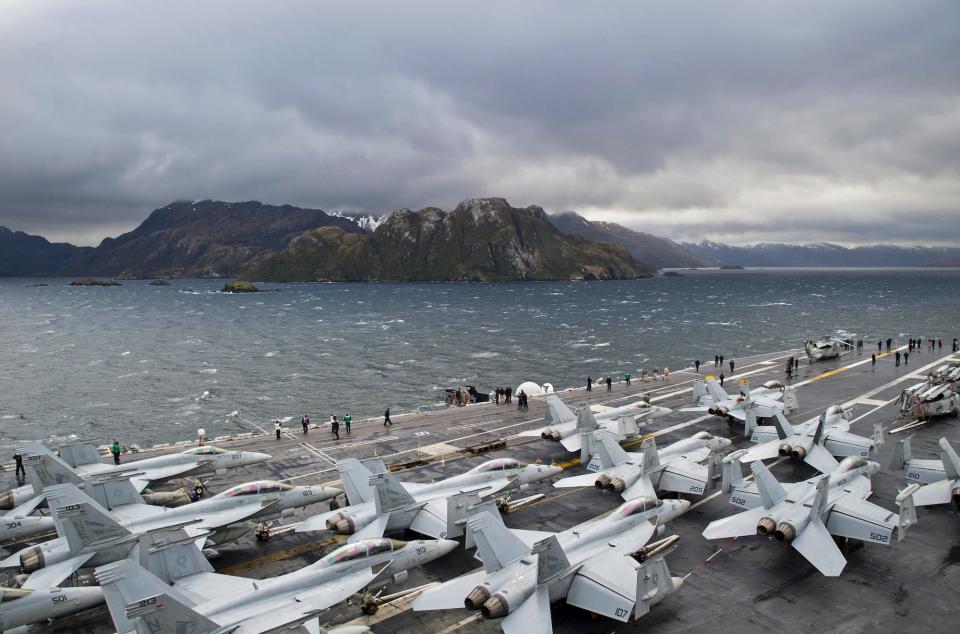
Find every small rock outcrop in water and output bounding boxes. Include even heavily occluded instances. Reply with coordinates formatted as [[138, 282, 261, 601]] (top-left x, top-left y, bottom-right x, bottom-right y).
[[222, 281, 259, 293], [245, 198, 652, 282], [148, 279, 171, 285], [70, 278, 120, 286]]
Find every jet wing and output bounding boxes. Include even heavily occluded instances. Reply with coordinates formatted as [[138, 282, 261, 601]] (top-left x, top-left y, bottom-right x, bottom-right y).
[[22, 552, 96, 590], [679, 406, 710, 413], [560, 434, 584, 452], [792, 518, 846, 576], [6, 494, 45, 518], [703, 506, 768, 539], [657, 461, 709, 496], [567, 551, 642, 622], [502, 584, 552, 634], [346, 513, 391, 543], [804, 445, 840, 474], [291, 568, 382, 611], [413, 568, 491, 611], [195, 500, 276, 530], [739, 441, 782, 463], [409, 499, 448, 538], [823, 430, 873, 458], [826, 497, 898, 544], [676, 447, 711, 464], [621, 475, 656, 501], [134, 461, 215, 487], [912, 479, 957, 507], [554, 472, 605, 489], [516, 426, 550, 438], [173, 571, 258, 603], [110, 503, 166, 524], [749, 426, 781, 444], [608, 519, 657, 554]]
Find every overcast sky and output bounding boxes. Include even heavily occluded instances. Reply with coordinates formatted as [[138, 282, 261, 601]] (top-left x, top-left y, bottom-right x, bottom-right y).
[[2, 1, 958, 246]]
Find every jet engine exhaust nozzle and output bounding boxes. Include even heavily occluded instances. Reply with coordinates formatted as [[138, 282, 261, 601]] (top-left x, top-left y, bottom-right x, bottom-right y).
[[0, 490, 15, 510], [952, 487, 960, 509], [464, 586, 490, 610], [777, 444, 791, 457], [791, 446, 807, 460], [594, 474, 612, 490], [325, 513, 345, 531], [606, 477, 626, 493], [774, 522, 797, 542], [20, 546, 44, 574], [334, 518, 357, 534], [757, 517, 776, 536], [480, 594, 509, 619]]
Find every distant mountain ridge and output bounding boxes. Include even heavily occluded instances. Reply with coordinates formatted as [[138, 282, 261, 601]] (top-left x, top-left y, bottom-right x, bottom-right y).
[[682, 241, 960, 267], [245, 198, 651, 281], [547, 211, 717, 268]]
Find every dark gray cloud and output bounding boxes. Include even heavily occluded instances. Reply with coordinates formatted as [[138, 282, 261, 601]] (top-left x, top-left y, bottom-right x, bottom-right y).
[[1, 1, 958, 246]]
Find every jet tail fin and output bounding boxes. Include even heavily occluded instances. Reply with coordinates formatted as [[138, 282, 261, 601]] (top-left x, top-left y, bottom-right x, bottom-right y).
[[337, 459, 375, 505], [705, 453, 723, 493], [46, 484, 132, 552], [811, 414, 826, 447], [720, 450, 747, 494], [574, 403, 599, 433], [772, 413, 793, 439], [635, 544, 681, 618], [890, 438, 912, 471], [640, 438, 660, 474], [369, 472, 416, 514], [95, 559, 197, 634], [781, 388, 799, 414], [22, 450, 84, 495], [446, 492, 497, 541], [589, 431, 629, 471], [58, 442, 103, 468], [872, 424, 886, 448], [545, 395, 575, 425], [896, 483, 921, 541], [88, 473, 145, 510], [466, 512, 529, 573], [750, 462, 787, 509], [744, 408, 758, 437], [125, 593, 219, 634], [691, 379, 706, 405], [939, 438, 960, 480], [738, 379, 751, 398], [808, 476, 829, 522], [531, 534, 570, 583], [139, 524, 214, 583], [704, 378, 729, 404]]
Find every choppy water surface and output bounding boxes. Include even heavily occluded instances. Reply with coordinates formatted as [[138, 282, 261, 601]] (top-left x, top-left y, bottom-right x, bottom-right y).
[[1, 269, 958, 448]]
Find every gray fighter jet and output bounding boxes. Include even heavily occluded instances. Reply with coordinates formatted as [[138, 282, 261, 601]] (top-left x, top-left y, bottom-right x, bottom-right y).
[[891, 437, 960, 508], [553, 429, 730, 498], [413, 495, 688, 634], [94, 523, 453, 634], [0, 585, 104, 632], [297, 457, 560, 540], [0, 441, 270, 510], [704, 456, 919, 576], [739, 405, 883, 473], [517, 395, 670, 452], [681, 377, 797, 425], [4, 473, 338, 590]]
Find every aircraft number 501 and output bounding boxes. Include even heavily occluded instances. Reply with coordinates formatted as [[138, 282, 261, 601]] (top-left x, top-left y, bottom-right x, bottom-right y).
[[51, 594, 67, 604]]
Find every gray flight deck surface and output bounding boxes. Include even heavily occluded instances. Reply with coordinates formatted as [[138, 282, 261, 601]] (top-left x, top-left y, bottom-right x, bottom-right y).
[[6, 345, 959, 633]]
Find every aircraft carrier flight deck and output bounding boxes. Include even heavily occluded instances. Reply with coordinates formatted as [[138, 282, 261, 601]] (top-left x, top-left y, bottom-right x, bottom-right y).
[[6, 343, 959, 634]]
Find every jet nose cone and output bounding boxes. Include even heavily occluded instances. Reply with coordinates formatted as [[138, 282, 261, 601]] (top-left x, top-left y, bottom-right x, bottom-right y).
[[436, 539, 459, 557], [677, 499, 692, 513], [247, 451, 271, 464], [865, 460, 881, 475], [544, 465, 563, 478], [717, 437, 734, 448]]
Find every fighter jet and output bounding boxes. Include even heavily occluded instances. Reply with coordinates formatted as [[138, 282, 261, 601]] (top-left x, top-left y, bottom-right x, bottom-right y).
[[297, 457, 560, 541], [890, 437, 960, 508], [517, 396, 671, 452], [681, 377, 797, 425], [0, 585, 105, 632], [0, 441, 270, 510], [553, 429, 730, 498], [4, 473, 339, 590], [704, 456, 919, 576], [413, 495, 688, 633], [93, 523, 453, 634], [739, 405, 883, 473]]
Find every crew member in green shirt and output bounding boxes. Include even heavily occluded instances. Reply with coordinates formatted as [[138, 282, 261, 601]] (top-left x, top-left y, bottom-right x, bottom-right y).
[[344, 413, 352, 435]]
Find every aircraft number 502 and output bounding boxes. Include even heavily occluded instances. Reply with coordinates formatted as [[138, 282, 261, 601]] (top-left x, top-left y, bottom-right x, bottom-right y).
[[731, 496, 747, 506], [870, 532, 889, 543]]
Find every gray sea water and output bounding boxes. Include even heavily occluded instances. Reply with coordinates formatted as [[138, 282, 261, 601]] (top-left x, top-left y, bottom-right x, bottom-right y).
[[1, 269, 958, 450]]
